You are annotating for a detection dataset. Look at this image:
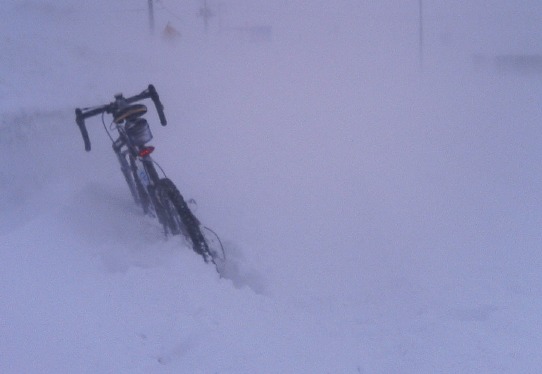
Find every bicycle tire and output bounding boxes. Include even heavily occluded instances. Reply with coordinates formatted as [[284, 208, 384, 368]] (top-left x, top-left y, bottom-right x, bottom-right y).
[[155, 178, 214, 264]]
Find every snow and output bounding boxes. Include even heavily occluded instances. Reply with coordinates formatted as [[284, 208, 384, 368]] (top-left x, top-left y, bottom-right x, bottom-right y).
[[2, 0, 542, 372]]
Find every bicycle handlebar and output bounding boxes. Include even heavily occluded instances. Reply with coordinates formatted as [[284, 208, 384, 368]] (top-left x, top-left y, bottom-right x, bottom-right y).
[[75, 84, 167, 152], [148, 84, 167, 126], [75, 108, 92, 151]]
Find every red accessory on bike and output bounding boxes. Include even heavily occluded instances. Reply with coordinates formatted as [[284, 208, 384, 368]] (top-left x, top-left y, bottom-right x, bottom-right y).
[[138, 146, 155, 157]]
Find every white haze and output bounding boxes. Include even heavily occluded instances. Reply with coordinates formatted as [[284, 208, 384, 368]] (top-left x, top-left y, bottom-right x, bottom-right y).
[[1, 0, 542, 372]]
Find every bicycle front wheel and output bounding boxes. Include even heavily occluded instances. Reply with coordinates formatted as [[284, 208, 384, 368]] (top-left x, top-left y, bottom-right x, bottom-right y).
[[155, 178, 213, 264]]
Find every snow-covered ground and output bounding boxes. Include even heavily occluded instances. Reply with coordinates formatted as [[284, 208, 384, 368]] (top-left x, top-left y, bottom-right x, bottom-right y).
[[2, 1, 542, 372]]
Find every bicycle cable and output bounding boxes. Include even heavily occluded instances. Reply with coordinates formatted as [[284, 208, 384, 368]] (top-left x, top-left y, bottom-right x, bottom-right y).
[[101, 112, 116, 144], [152, 159, 168, 179], [203, 225, 226, 262]]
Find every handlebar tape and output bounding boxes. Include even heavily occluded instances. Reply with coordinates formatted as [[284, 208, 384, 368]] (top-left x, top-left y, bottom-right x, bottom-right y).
[[75, 108, 91, 151], [148, 84, 167, 126]]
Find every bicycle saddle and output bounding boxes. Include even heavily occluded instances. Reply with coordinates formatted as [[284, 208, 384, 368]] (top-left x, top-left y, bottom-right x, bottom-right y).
[[114, 104, 147, 124]]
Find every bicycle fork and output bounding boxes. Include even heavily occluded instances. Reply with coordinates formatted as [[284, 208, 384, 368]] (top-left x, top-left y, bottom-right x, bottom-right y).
[[113, 143, 140, 206], [138, 157, 172, 236]]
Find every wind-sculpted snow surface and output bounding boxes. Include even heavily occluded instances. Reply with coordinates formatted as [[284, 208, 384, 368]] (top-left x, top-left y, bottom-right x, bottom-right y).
[[2, 0, 542, 372]]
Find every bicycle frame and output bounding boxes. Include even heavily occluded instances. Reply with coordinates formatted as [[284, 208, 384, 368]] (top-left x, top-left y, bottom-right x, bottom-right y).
[[75, 85, 170, 224], [112, 119, 177, 233], [113, 125, 152, 208], [74, 85, 225, 268]]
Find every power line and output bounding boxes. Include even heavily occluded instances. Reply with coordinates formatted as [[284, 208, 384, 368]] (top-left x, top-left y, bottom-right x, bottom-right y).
[[155, 0, 183, 21]]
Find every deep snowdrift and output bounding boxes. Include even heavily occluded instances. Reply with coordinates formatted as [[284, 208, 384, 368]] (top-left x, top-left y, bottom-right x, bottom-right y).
[[2, 1, 542, 372]]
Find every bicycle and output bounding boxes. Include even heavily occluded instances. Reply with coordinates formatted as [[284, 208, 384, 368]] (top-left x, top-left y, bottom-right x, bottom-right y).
[[75, 84, 224, 271]]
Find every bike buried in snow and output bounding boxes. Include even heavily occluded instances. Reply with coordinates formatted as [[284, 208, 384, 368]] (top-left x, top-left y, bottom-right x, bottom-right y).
[[75, 84, 225, 272]]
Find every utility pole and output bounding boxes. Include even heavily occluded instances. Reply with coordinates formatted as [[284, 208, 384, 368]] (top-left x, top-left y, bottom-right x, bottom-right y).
[[148, 0, 155, 35], [199, 0, 214, 35], [419, 0, 424, 69]]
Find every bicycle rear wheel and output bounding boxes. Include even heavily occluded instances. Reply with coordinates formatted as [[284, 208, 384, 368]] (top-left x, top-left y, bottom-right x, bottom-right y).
[[155, 178, 214, 264]]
